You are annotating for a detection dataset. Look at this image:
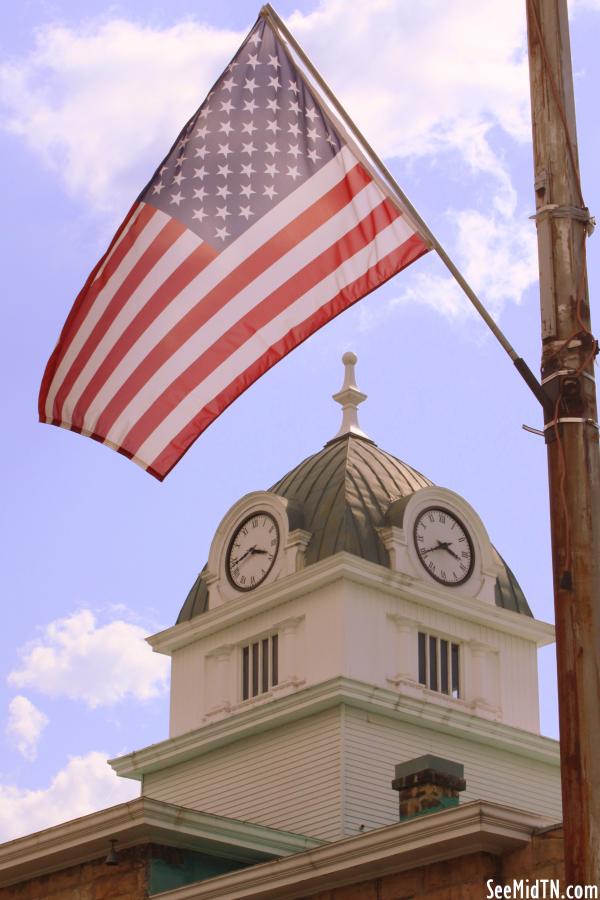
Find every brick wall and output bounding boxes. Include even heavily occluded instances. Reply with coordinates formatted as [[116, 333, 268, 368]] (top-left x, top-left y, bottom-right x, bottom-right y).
[[304, 851, 501, 900], [501, 826, 565, 884], [0, 827, 565, 900], [0, 844, 150, 900], [301, 827, 564, 900]]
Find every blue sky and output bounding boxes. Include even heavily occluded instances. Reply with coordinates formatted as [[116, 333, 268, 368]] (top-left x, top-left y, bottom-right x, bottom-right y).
[[1, 0, 599, 839]]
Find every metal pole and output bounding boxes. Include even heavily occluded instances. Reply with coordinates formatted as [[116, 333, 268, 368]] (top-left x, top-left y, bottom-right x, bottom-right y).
[[526, 0, 600, 884], [262, 3, 548, 409]]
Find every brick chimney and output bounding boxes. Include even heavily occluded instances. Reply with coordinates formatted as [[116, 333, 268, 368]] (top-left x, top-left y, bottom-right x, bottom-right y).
[[392, 755, 466, 821]]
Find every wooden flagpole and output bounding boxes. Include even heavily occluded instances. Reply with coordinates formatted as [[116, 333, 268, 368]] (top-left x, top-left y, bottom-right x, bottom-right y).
[[526, 0, 600, 884]]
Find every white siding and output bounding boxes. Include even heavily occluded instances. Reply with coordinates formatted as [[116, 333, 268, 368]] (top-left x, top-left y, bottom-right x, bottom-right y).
[[167, 564, 549, 738], [170, 641, 204, 736], [143, 707, 344, 841], [378, 587, 543, 731], [341, 705, 562, 836], [498, 630, 540, 731], [443, 613, 540, 730], [143, 699, 560, 844]]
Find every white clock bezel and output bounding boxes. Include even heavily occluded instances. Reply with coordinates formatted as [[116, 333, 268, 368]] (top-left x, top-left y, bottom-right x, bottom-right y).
[[379, 486, 504, 603], [203, 491, 311, 607], [412, 506, 475, 586], [225, 511, 281, 592]]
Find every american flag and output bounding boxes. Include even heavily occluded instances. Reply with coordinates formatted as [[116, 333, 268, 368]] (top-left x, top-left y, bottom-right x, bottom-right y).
[[39, 13, 430, 480]]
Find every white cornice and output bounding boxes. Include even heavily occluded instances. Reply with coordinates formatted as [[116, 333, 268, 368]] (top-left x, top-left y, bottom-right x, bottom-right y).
[[110, 676, 560, 780], [136, 801, 557, 900], [0, 797, 324, 889], [150, 553, 554, 655]]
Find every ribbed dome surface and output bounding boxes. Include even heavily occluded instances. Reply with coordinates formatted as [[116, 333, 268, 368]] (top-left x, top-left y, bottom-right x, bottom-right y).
[[178, 435, 532, 622], [271, 435, 431, 567]]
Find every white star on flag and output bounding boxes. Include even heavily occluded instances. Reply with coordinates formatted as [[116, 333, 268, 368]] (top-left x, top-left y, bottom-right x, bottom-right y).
[[39, 10, 430, 479]]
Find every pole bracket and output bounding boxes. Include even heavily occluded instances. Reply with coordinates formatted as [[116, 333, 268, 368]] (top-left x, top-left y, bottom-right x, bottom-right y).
[[543, 417, 599, 431], [530, 204, 595, 235], [522, 424, 545, 437], [541, 369, 596, 386]]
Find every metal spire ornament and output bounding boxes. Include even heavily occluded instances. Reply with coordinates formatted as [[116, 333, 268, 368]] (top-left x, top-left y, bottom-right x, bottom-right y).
[[331, 352, 370, 441]]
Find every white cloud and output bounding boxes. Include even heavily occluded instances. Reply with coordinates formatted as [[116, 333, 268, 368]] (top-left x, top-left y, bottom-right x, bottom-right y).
[[0, 1, 530, 215], [0, 2, 542, 326], [6, 696, 48, 761], [0, 18, 242, 214], [451, 209, 538, 316], [0, 752, 138, 842], [290, 0, 530, 179], [8, 609, 169, 708], [358, 207, 538, 330]]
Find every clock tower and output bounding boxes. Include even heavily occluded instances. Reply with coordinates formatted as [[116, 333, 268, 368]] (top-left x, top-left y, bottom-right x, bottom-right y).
[[111, 354, 561, 842]]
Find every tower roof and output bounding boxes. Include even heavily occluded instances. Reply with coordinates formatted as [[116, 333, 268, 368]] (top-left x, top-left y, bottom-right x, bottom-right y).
[[271, 434, 431, 567], [178, 353, 531, 622]]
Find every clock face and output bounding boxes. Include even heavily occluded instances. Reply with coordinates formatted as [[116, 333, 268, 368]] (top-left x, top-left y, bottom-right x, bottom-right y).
[[413, 507, 474, 586], [226, 512, 280, 591]]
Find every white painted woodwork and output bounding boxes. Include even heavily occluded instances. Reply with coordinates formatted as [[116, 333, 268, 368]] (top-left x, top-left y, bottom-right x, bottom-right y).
[[341, 706, 561, 835], [144, 708, 344, 842], [380, 486, 505, 604], [142, 700, 561, 841], [203, 491, 310, 609], [166, 556, 548, 737], [136, 479, 559, 844]]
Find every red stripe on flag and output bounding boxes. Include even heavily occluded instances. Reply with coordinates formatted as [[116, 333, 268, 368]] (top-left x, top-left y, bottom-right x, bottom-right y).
[[51, 214, 188, 426], [70, 240, 218, 431], [147, 231, 429, 479], [91, 163, 370, 440], [122, 198, 402, 455], [38, 202, 152, 419]]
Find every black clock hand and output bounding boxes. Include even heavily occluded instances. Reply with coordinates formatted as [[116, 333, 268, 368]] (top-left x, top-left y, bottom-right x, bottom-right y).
[[250, 548, 268, 555], [436, 541, 461, 561], [231, 545, 257, 566]]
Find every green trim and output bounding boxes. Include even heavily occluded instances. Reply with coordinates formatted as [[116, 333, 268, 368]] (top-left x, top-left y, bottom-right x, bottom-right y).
[[149, 850, 252, 895], [403, 796, 460, 821]]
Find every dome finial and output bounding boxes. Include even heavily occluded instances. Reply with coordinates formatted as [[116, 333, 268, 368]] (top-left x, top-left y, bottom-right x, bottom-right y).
[[331, 351, 370, 440]]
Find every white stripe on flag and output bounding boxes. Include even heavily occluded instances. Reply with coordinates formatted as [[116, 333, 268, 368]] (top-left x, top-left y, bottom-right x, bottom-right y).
[[136, 216, 411, 467], [44, 207, 170, 420], [100, 177, 393, 446], [62, 146, 360, 431], [95, 204, 145, 282], [80, 147, 371, 433], [61, 228, 204, 420]]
